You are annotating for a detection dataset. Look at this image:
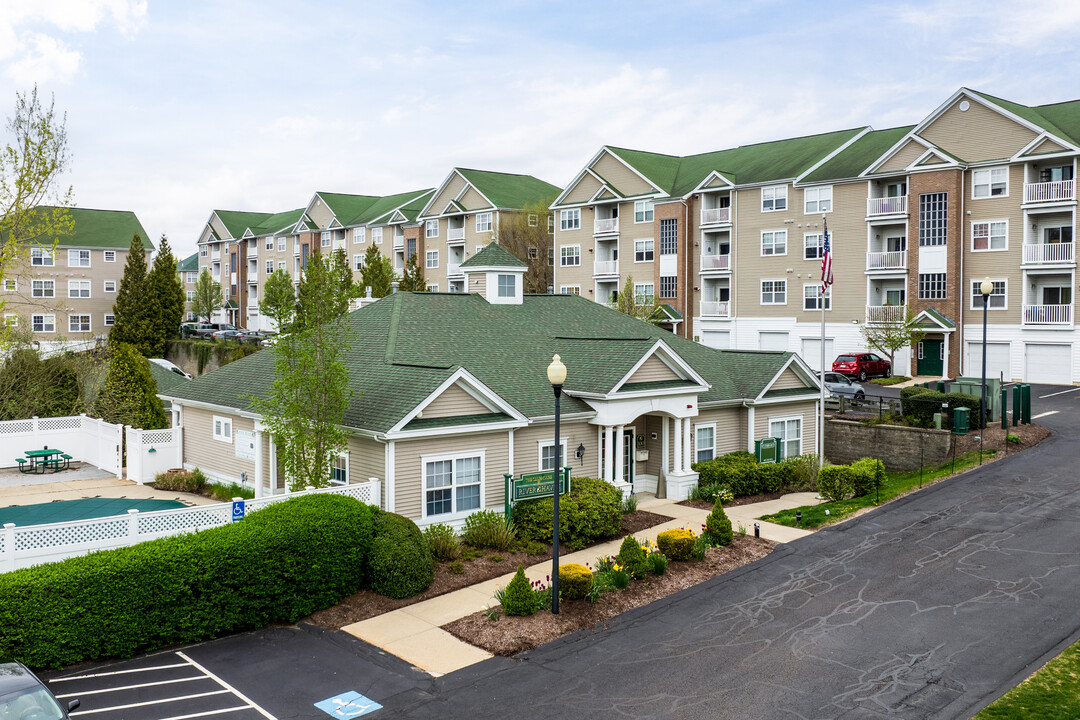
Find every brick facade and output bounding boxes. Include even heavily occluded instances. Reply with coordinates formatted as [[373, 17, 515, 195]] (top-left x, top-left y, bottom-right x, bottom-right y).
[[654, 201, 690, 338]]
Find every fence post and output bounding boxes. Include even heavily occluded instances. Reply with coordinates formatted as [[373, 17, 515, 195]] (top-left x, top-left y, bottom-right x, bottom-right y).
[[369, 478, 380, 509], [127, 509, 140, 541], [3, 523, 14, 572], [175, 427, 184, 471]]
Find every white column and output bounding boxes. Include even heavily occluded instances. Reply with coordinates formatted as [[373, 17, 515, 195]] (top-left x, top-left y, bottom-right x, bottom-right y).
[[253, 430, 263, 499], [942, 333, 950, 380], [747, 405, 756, 453], [507, 428, 515, 476], [673, 418, 683, 473], [614, 425, 625, 484], [269, 439, 277, 495], [661, 416, 670, 478], [386, 441, 396, 512], [682, 418, 692, 472], [605, 426, 615, 483], [596, 426, 603, 478]]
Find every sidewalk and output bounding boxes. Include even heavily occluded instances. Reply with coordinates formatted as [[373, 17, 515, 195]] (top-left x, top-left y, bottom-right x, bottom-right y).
[[341, 493, 819, 676]]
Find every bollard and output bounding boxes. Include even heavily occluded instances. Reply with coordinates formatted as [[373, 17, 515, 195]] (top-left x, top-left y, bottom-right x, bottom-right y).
[[754, 522, 760, 538], [1001, 386, 1008, 430], [1021, 384, 1032, 424], [1012, 385, 1021, 427], [795, 510, 802, 527]]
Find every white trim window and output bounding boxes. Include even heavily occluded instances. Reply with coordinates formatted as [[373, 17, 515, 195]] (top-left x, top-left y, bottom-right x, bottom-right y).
[[634, 282, 654, 305], [265, 236, 274, 251], [970, 279, 1007, 309], [32, 314, 55, 333], [634, 239, 654, 263], [200, 245, 208, 257], [973, 167, 1008, 198], [321, 231, 331, 247], [186, 290, 195, 301], [804, 186, 832, 214], [104, 314, 115, 327], [527, 213, 539, 227], [426, 250, 439, 269], [761, 230, 787, 256], [68, 280, 91, 298], [277, 261, 286, 271], [330, 453, 349, 486], [425, 219, 439, 238], [212, 416, 233, 443], [104, 280, 117, 293], [497, 274, 516, 298], [32, 279, 55, 298], [803, 233, 824, 260], [278, 236, 287, 251], [4, 314, 17, 327], [560, 209, 581, 231], [353, 254, 364, 271], [67, 249, 91, 267], [426, 283, 439, 292], [634, 200, 654, 223], [761, 279, 787, 305], [803, 284, 831, 310], [31, 247, 54, 266], [104, 250, 117, 262], [372, 227, 383, 245], [694, 423, 716, 463], [3, 279, 15, 292], [769, 416, 802, 459], [186, 272, 198, 284], [68, 314, 91, 332], [539, 439, 568, 471], [972, 220, 1007, 251], [560, 245, 581, 267], [761, 185, 787, 212], [353, 228, 365, 244], [560, 285, 581, 295], [423, 452, 484, 518], [266, 260, 274, 275], [476, 212, 493, 233]]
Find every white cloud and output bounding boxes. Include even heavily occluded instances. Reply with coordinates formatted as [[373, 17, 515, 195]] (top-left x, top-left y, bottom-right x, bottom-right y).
[[4, 33, 81, 85]]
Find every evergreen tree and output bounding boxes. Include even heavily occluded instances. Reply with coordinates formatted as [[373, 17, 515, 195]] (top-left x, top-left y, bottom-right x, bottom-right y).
[[359, 244, 395, 298], [331, 248, 357, 313], [95, 342, 167, 429], [191, 269, 222, 323], [259, 268, 296, 333], [146, 234, 184, 356], [110, 234, 155, 355], [398, 253, 426, 292]]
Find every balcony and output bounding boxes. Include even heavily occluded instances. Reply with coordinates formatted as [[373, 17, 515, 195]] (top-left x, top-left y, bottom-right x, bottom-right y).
[[393, 236, 404, 249], [700, 253, 730, 271], [211, 250, 221, 262], [447, 262, 463, 278], [593, 260, 619, 276], [700, 207, 731, 225], [700, 301, 730, 317], [1023, 242, 1074, 264], [1023, 304, 1072, 325], [593, 218, 619, 235], [866, 250, 907, 271], [866, 197, 907, 216], [1023, 180, 1075, 204], [866, 305, 905, 324], [448, 227, 465, 242]]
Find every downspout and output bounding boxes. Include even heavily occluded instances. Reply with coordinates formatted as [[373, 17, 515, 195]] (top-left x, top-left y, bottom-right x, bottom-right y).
[[958, 167, 965, 377]]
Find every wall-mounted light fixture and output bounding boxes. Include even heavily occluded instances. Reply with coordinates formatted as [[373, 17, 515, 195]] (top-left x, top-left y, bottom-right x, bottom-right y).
[[575, 443, 585, 465]]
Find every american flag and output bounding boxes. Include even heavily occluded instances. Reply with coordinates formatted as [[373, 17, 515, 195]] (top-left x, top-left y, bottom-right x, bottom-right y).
[[820, 218, 833, 294]]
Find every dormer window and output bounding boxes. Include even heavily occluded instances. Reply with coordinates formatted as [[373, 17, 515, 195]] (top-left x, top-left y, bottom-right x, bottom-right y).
[[497, 274, 516, 298]]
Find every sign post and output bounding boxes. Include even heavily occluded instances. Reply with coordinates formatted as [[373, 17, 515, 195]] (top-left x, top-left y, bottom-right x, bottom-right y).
[[504, 467, 571, 518]]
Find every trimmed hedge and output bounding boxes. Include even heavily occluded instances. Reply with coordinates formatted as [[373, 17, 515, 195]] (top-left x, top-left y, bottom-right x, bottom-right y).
[[656, 528, 695, 561], [616, 536, 648, 580], [0, 494, 373, 669], [367, 510, 434, 599], [850, 457, 884, 497], [512, 477, 622, 551], [818, 465, 856, 502], [558, 563, 593, 600], [901, 387, 983, 428], [692, 451, 818, 498]]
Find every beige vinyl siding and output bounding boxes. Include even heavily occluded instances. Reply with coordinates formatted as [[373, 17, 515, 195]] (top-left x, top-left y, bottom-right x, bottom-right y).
[[920, 100, 1037, 162], [1030, 137, 1067, 154], [705, 176, 728, 189], [916, 155, 950, 166], [423, 383, 491, 418], [626, 354, 679, 384], [346, 435, 385, 506], [801, 181, 865, 320], [470, 272, 486, 295], [641, 415, 663, 477], [962, 164, 1025, 325], [209, 215, 232, 241], [182, 406, 256, 482], [692, 407, 744, 459], [459, 187, 491, 211], [428, 174, 468, 216], [878, 140, 930, 173], [755, 400, 817, 458], [594, 151, 656, 196], [513, 421, 593, 476], [563, 174, 603, 205], [307, 199, 335, 228], [555, 212, 592, 291], [770, 367, 810, 390], [733, 182, 800, 318], [394, 429, 511, 522]]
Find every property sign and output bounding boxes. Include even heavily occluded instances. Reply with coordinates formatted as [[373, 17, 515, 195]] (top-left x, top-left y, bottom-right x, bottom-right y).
[[756, 437, 779, 464], [234, 430, 256, 461], [504, 467, 571, 517]]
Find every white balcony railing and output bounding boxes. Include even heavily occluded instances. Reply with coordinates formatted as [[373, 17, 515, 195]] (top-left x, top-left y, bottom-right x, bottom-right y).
[[700, 254, 730, 271], [866, 250, 907, 270], [594, 217, 619, 235], [866, 305, 906, 323], [1023, 242, 1074, 264], [866, 196, 907, 216], [448, 227, 465, 242], [593, 260, 619, 276], [701, 207, 731, 225], [393, 236, 404, 249], [447, 262, 462, 277], [211, 250, 222, 262], [1023, 180, 1075, 204], [700, 301, 730, 317], [1023, 304, 1072, 325]]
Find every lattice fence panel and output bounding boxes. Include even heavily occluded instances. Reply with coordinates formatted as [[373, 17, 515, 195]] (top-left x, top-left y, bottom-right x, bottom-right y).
[[40, 417, 82, 431], [0, 421, 34, 435], [138, 507, 231, 535], [141, 430, 176, 446], [15, 518, 129, 551]]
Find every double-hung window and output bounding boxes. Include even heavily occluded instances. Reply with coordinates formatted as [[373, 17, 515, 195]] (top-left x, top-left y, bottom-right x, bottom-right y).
[[68, 314, 91, 332], [425, 219, 439, 238], [186, 290, 195, 301], [973, 167, 1008, 198], [803, 284, 830, 310], [32, 314, 55, 333], [634, 282, 654, 305], [104, 280, 117, 293], [803, 233, 823, 260], [68, 280, 90, 298], [353, 254, 364, 271], [186, 272, 197, 284], [634, 200, 654, 223], [426, 250, 439, 269], [804, 186, 832, 213], [68, 249, 90, 267], [104, 250, 117, 262], [695, 424, 715, 463], [213, 416, 232, 443], [320, 231, 331, 247], [539, 439, 568, 471], [761, 279, 786, 304], [762, 185, 787, 212], [200, 245, 208, 257], [971, 279, 1006, 309], [424, 453, 483, 517], [278, 236, 287, 251], [31, 247, 54, 266], [372, 227, 383, 245], [266, 260, 274, 275], [560, 209, 581, 231], [32, 280, 54, 298], [769, 417, 802, 459], [972, 220, 1007, 251], [560, 245, 581, 267], [762, 230, 787, 256], [330, 453, 348, 485], [476, 212, 493, 233], [104, 314, 115, 326], [2, 279, 14, 291], [634, 239, 654, 262]]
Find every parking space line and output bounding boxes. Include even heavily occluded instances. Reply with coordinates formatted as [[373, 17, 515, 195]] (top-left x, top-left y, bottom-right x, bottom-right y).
[[1032, 410, 1059, 419], [157, 707, 253, 720], [1040, 387, 1080, 398], [53, 662, 191, 681], [55, 674, 205, 698], [70, 689, 231, 715], [177, 652, 276, 720]]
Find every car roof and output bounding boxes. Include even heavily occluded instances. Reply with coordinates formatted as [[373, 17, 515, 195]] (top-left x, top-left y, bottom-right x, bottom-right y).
[[0, 662, 41, 694]]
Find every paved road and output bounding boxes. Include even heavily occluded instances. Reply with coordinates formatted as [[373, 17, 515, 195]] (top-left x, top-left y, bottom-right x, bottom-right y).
[[386, 384, 1080, 720]]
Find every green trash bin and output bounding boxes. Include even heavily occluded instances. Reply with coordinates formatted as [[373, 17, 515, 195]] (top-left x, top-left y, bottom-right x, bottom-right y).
[[953, 406, 970, 436]]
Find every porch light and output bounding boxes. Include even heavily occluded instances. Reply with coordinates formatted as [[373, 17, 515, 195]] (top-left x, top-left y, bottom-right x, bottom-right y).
[[575, 443, 585, 464]]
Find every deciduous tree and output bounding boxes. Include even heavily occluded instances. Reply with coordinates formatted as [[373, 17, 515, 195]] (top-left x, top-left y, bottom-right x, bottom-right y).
[[614, 275, 658, 323], [191, 269, 222, 324], [860, 306, 926, 371], [496, 199, 556, 293], [259, 268, 296, 332]]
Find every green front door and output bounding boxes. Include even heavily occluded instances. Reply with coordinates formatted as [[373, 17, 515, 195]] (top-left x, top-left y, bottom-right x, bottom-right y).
[[917, 339, 943, 376]]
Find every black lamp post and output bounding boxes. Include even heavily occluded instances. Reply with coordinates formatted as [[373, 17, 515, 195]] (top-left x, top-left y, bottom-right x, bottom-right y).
[[980, 277, 994, 432], [547, 353, 567, 615]]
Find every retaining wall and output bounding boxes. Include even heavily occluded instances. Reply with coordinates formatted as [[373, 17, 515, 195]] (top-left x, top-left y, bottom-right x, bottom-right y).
[[826, 419, 952, 471]]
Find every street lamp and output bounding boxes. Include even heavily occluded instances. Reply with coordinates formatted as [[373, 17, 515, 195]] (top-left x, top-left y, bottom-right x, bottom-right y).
[[980, 277, 994, 434], [546, 353, 567, 615]]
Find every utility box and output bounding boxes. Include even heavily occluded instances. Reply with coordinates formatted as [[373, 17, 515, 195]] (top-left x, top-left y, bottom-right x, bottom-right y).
[[951, 377, 1001, 424], [933, 412, 943, 429], [953, 407, 970, 436]]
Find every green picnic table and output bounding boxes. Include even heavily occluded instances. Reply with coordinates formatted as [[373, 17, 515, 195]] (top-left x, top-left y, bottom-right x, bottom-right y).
[[19, 448, 70, 474]]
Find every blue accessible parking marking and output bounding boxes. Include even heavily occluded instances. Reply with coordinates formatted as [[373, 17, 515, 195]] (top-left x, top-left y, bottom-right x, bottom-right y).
[[314, 690, 382, 717]]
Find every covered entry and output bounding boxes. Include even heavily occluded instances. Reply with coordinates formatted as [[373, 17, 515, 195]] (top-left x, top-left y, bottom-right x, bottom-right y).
[[911, 308, 955, 379]]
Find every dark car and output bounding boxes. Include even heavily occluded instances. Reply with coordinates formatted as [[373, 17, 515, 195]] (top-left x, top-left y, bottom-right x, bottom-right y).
[[180, 322, 214, 338], [238, 330, 273, 342], [211, 329, 246, 341], [0, 661, 79, 719], [832, 352, 891, 381]]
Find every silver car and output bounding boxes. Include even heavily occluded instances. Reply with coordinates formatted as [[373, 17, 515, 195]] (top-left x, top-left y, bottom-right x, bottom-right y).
[[819, 371, 866, 400]]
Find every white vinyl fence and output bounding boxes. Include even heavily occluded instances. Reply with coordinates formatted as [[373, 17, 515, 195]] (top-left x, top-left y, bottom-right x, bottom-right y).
[[126, 426, 183, 484], [0, 415, 122, 476], [1, 480, 382, 572]]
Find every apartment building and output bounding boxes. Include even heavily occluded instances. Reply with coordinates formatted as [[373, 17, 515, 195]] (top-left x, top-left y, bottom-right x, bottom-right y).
[[3, 206, 152, 348], [553, 88, 1080, 385], [177, 252, 199, 321]]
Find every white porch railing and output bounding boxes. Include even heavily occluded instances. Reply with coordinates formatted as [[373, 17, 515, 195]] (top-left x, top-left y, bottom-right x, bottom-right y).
[[448, 227, 465, 242], [447, 262, 463, 277], [1024, 180, 1075, 204], [866, 250, 907, 270], [866, 196, 907, 215], [0, 415, 122, 476], [1023, 242, 1074, 264], [393, 236, 404, 249], [866, 305, 906, 323], [593, 260, 619, 276], [1023, 304, 1073, 325], [701, 207, 731, 225], [700, 301, 730, 317], [700, 254, 730, 271], [211, 250, 221, 261], [0, 481, 382, 572], [594, 218, 619, 235]]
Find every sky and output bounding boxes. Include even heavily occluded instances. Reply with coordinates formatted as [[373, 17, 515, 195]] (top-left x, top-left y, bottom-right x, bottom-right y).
[[3, 0, 1080, 260]]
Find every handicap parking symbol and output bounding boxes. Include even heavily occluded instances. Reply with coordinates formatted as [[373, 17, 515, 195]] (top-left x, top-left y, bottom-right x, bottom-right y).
[[314, 691, 382, 717]]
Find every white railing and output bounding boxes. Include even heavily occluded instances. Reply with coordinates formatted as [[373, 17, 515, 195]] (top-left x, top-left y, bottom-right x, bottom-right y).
[[0, 415, 122, 476], [866, 250, 907, 270], [866, 305, 906, 323], [247, 248, 257, 258], [594, 218, 619, 235], [701, 207, 731, 225], [593, 260, 619, 276], [1024, 180, 1075, 204], [126, 426, 183, 485], [700, 254, 730, 271], [1023, 242, 1074, 264], [211, 251, 221, 261], [700, 301, 730, 317], [1023, 304, 1072, 325], [447, 262, 462, 277], [448, 227, 465, 242], [393, 236, 404, 249], [866, 196, 907, 215], [0, 481, 382, 572]]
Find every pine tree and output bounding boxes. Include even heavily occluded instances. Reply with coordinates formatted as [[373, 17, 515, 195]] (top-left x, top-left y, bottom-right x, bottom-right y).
[[95, 342, 167, 429], [359, 245, 395, 298], [330, 248, 356, 313], [398, 253, 426, 292], [110, 234, 154, 355], [191, 269, 222, 324], [145, 234, 184, 357]]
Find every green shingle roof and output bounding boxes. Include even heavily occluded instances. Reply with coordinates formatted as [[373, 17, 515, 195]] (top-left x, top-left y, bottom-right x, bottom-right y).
[[456, 169, 560, 210], [176, 253, 199, 273], [460, 242, 527, 269], [967, 89, 1078, 146], [163, 293, 799, 434], [29, 206, 153, 250], [149, 362, 190, 393], [316, 193, 381, 227], [354, 189, 434, 226], [214, 210, 275, 240], [249, 208, 305, 236], [802, 126, 914, 183]]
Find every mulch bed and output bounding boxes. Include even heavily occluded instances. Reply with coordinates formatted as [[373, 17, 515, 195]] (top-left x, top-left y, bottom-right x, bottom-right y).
[[306, 509, 671, 630], [443, 536, 775, 656], [679, 491, 786, 511]]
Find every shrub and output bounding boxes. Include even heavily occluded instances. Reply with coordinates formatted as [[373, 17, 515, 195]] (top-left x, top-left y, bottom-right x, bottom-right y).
[[785, 454, 819, 492], [1007, 433, 1021, 444], [647, 552, 668, 576], [448, 560, 464, 575], [502, 566, 536, 616], [656, 528, 696, 561], [703, 499, 733, 547], [757, 462, 788, 494], [693, 451, 760, 496], [610, 565, 631, 589], [558, 563, 593, 600], [691, 483, 734, 504], [620, 492, 638, 514], [207, 481, 253, 501], [692, 534, 707, 561], [818, 465, 856, 502], [616, 535, 648, 580], [423, 523, 461, 562], [902, 388, 983, 429], [0, 494, 372, 669], [512, 477, 622, 551], [461, 510, 515, 551], [850, 458, 884, 497], [153, 468, 205, 493], [367, 510, 434, 599]]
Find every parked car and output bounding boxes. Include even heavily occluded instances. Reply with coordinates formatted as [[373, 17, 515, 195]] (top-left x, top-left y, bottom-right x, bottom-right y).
[[211, 329, 246, 341], [832, 352, 891, 381], [180, 322, 214, 338], [239, 330, 273, 342], [149, 358, 193, 379], [817, 371, 866, 400], [0, 661, 79, 719]]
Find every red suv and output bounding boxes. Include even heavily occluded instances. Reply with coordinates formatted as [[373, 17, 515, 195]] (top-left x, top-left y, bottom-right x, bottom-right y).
[[832, 352, 891, 381]]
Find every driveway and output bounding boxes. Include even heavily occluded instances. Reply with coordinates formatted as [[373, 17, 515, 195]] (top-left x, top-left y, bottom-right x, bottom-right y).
[[384, 384, 1080, 719]]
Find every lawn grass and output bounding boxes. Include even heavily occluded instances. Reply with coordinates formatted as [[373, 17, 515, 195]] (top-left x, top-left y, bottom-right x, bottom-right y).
[[759, 449, 996, 529], [974, 637, 1080, 719], [869, 376, 910, 386]]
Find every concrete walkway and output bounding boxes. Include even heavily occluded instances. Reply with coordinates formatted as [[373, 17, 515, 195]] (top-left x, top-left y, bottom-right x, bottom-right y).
[[0, 475, 219, 508], [342, 493, 818, 676]]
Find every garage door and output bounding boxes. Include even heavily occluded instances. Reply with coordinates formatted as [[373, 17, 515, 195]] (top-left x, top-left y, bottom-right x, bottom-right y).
[[801, 338, 835, 372], [966, 342, 1011, 381], [700, 331, 730, 349], [1025, 343, 1072, 384], [759, 332, 789, 351]]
